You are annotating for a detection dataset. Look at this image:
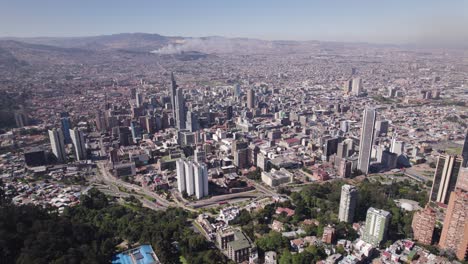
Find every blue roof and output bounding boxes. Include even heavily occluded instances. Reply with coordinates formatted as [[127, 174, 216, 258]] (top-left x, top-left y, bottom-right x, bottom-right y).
[[111, 244, 160, 264]]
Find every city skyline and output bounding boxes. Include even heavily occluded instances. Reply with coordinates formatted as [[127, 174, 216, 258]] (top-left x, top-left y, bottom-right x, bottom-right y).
[[1, 0, 468, 47]]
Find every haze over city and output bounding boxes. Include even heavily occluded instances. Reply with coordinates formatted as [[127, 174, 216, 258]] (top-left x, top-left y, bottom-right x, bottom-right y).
[[1, 0, 468, 47], [0, 1, 467, 264]]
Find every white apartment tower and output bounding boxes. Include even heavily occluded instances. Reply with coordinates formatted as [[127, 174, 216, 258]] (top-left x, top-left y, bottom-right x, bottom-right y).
[[338, 184, 358, 223], [48, 128, 67, 163], [70, 128, 87, 161]]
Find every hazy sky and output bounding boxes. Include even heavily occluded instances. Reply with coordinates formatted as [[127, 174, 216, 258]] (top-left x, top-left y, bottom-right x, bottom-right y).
[[1, 0, 467, 46]]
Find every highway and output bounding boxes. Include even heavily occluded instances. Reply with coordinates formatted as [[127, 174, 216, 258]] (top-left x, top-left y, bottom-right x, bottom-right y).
[[94, 161, 176, 210]]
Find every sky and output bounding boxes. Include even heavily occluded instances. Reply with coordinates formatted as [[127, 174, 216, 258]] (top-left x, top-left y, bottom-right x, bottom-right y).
[[1, 0, 467, 46]]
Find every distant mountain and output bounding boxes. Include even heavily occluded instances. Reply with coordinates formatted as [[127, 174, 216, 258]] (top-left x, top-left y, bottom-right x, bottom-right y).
[[1, 33, 183, 52], [0, 40, 93, 66]]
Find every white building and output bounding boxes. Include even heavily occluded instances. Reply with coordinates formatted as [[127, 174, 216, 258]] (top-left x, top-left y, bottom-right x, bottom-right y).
[[48, 128, 67, 163], [339, 184, 358, 223], [261, 168, 292, 187], [69, 128, 87, 161], [177, 158, 209, 199]]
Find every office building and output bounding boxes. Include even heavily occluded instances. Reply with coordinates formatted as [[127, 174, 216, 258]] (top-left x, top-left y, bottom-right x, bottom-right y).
[[343, 79, 353, 94], [357, 108, 376, 175], [351, 77, 362, 95], [186, 111, 199, 132], [233, 83, 241, 98], [60, 116, 72, 144], [375, 120, 389, 136], [170, 72, 178, 119], [412, 206, 436, 245], [362, 207, 391, 246], [430, 155, 462, 204], [261, 168, 292, 187], [234, 148, 249, 169], [338, 184, 358, 223], [135, 91, 143, 107], [175, 88, 186, 130], [247, 88, 255, 109], [390, 137, 405, 156], [194, 148, 206, 163], [70, 128, 87, 161], [23, 147, 47, 167], [226, 105, 233, 120], [48, 128, 67, 163]]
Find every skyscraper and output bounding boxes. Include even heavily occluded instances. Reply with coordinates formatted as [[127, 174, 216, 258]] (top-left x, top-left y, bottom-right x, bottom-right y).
[[69, 128, 87, 161], [462, 130, 468, 168], [175, 88, 186, 130], [357, 108, 376, 175], [170, 72, 178, 119], [351, 77, 362, 96], [135, 91, 144, 107], [247, 88, 255, 109], [186, 111, 199, 132], [60, 116, 72, 144], [338, 184, 358, 223], [430, 154, 462, 204], [48, 128, 67, 163], [362, 207, 391, 246]]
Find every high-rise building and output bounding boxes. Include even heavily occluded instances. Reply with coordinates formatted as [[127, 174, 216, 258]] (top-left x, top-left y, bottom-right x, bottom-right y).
[[430, 155, 463, 204], [234, 148, 249, 169], [194, 162, 209, 199], [233, 83, 241, 98], [184, 160, 195, 196], [462, 131, 468, 168], [390, 136, 405, 156], [48, 128, 67, 163], [170, 72, 178, 119], [362, 207, 391, 246], [247, 88, 255, 109], [343, 79, 353, 94], [357, 108, 376, 175], [351, 77, 362, 95], [439, 189, 468, 260], [14, 111, 29, 128], [412, 206, 436, 245], [186, 111, 199, 132], [226, 105, 233, 121], [338, 184, 358, 223], [135, 91, 143, 107], [69, 128, 87, 161], [194, 148, 206, 163], [60, 116, 72, 144], [176, 159, 186, 193], [375, 120, 389, 136], [175, 88, 186, 130], [176, 159, 208, 199]]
